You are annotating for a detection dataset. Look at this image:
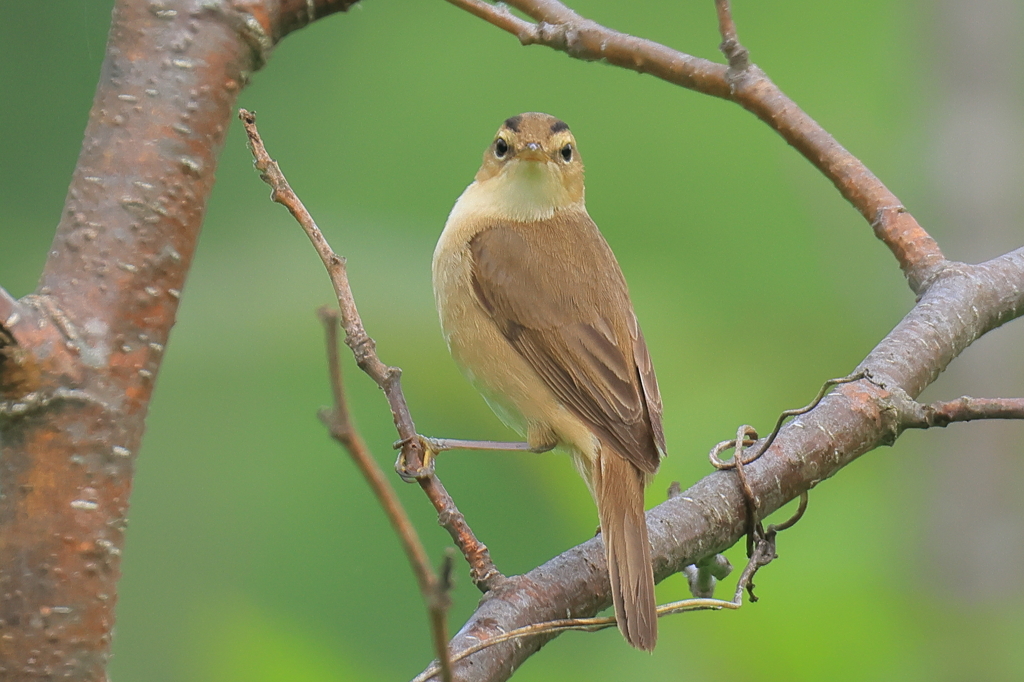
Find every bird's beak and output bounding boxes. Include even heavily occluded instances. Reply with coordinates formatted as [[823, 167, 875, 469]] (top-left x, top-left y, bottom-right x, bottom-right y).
[[517, 142, 547, 163]]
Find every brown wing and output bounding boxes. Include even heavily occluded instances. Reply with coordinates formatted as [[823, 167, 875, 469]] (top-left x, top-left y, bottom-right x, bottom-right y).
[[469, 216, 664, 474]]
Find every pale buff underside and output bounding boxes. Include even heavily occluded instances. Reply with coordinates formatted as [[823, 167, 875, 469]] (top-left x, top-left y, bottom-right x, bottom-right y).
[[432, 163, 601, 475]]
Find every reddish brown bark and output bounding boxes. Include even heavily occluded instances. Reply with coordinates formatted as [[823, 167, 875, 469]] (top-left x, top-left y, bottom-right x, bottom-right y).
[[0, 1, 356, 678]]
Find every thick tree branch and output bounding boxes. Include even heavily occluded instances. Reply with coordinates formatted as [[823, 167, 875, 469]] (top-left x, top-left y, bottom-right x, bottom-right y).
[[0, 1, 358, 677], [418, 247, 1024, 682], [447, 0, 945, 292]]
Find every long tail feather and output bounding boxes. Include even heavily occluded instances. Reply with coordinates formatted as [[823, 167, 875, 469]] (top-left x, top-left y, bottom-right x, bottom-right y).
[[593, 448, 657, 651]]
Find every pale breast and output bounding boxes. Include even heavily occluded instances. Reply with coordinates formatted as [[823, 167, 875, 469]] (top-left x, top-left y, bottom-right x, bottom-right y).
[[432, 211, 596, 457], [433, 216, 533, 435]]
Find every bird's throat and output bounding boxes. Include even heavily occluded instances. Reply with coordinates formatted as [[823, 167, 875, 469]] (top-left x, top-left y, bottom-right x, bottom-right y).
[[456, 160, 583, 223]]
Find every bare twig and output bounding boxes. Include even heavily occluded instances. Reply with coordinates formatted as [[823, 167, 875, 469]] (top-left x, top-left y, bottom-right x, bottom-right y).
[[238, 108, 504, 591], [317, 308, 453, 682], [445, 0, 946, 292], [446, 0, 532, 36], [714, 0, 749, 70], [903, 396, 1024, 427]]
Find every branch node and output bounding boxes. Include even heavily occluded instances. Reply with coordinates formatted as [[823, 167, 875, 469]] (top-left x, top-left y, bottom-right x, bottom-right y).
[[900, 395, 1024, 429], [666, 481, 682, 499], [714, 0, 750, 71], [684, 553, 732, 598]]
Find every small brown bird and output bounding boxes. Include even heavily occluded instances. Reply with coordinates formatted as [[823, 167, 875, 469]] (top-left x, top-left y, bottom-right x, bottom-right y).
[[432, 113, 666, 651]]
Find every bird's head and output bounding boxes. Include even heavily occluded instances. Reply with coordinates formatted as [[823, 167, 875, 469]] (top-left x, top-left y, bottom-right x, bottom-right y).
[[472, 112, 585, 220]]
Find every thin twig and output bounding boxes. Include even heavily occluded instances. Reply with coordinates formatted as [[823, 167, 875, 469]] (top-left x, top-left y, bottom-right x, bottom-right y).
[[904, 396, 1024, 427], [238, 108, 504, 592], [242, 110, 461, 680], [316, 308, 454, 682], [714, 0, 749, 70], [446, 0, 533, 37], [427, 550, 456, 679]]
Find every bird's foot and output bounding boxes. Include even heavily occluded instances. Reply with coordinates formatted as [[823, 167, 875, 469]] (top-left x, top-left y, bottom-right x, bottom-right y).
[[393, 434, 442, 482]]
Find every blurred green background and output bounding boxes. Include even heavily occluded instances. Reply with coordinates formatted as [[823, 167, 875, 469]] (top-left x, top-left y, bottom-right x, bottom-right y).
[[2, 1, 1023, 680]]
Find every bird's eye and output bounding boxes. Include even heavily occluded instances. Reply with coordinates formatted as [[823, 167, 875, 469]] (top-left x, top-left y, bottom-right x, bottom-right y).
[[495, 138, 509, 158], [560, 143, 573, 162]]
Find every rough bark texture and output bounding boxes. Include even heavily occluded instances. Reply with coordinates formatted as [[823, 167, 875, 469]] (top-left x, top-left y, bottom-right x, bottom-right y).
[[0, 0, 356, 678]]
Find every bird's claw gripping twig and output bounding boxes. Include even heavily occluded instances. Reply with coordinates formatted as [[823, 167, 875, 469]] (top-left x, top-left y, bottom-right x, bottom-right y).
[[394, 434, 441, 482]]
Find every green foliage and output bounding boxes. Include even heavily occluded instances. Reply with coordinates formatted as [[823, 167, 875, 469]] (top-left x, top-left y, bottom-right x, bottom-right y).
[[1, 2, 1020, 680]]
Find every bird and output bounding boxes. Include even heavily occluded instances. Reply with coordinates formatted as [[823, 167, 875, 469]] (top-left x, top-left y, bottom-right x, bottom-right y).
[[431, 112, 666, 651]]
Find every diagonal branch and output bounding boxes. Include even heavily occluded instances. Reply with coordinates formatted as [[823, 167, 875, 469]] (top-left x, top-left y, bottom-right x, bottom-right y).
[[237, 109, 504, 592], [317, 307, 453, 682], [416, 246, 1024, 682], [446, 0, 945, 292]]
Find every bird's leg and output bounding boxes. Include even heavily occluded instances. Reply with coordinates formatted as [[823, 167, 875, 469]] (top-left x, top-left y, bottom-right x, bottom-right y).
[[421, 437, 552, 453], [394, 433, 556, 482]]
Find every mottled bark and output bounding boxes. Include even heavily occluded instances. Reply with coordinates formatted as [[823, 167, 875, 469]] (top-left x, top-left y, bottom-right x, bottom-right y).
[[0, 1, 356, 678]]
